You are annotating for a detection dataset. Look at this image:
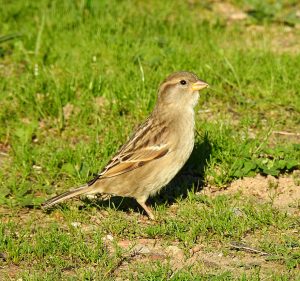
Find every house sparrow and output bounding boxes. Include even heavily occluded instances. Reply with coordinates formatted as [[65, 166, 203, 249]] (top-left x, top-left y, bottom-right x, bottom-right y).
[[42, 71, 209, 219]]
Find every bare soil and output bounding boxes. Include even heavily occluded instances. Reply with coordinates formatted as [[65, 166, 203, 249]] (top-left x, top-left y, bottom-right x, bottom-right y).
[[205, 172, 300, 216]]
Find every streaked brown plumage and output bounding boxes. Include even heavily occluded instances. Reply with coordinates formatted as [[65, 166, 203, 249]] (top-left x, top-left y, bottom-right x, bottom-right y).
[[42, 71, 209, 219]]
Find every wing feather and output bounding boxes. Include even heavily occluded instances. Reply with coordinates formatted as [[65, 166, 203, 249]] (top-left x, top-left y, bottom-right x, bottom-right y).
[[87, 118, 170, 184], [100, 146, 169, 178]]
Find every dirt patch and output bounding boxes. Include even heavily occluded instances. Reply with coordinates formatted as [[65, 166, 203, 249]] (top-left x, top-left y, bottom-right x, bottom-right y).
[[211, 1, 300, 54], [213, 2, 248, 22], [246, 25, 300, 54], [102, 236, 286, 279], [0, 264, 21, 280], [205, 172, 300, 215]]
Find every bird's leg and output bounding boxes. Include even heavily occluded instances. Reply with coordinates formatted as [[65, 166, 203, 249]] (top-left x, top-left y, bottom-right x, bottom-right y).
[[136, 199, 155, 220]]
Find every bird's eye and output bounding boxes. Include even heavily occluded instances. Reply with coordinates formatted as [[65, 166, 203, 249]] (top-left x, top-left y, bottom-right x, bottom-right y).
[[180, 80, 187, 85]]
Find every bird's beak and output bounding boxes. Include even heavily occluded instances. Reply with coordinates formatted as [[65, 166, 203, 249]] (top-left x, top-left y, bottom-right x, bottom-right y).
[[192, 80, 209, 91]]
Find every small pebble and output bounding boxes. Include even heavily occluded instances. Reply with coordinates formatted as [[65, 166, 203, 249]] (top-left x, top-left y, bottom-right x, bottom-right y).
[[71, 222, 81, 228]]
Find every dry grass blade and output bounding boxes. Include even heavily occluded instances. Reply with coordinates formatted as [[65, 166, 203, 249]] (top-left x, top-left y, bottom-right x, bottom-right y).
[[230, 241, 270, 256]]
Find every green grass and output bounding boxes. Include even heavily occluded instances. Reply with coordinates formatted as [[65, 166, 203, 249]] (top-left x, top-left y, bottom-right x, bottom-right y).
[[1, 193, 299, 279], [0, 0, 300, 279]]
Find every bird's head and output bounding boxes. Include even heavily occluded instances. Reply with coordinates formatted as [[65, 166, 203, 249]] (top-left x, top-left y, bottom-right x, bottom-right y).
[[157, 71, 208, 109]]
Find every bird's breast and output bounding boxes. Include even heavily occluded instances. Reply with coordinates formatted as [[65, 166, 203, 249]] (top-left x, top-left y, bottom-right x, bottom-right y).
[[170, 109, 195, 164]]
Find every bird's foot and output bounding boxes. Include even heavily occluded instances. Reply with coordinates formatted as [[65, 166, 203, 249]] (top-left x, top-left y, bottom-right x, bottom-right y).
[[137, 200, 155, 220]]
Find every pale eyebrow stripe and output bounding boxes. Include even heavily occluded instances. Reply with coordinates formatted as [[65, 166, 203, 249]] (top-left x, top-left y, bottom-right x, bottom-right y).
[[159, 80, 178, 94]]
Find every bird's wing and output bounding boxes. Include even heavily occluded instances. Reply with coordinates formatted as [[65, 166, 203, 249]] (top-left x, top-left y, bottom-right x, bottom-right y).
[[99, 145, 169, 178], [87, 119, 170, 184]]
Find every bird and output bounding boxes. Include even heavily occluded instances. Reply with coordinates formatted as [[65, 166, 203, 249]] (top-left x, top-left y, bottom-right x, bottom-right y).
[[42, 71, 209, 219]]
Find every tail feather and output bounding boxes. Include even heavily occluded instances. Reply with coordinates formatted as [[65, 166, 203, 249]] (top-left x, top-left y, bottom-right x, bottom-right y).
[[42, 184, 91, 209]]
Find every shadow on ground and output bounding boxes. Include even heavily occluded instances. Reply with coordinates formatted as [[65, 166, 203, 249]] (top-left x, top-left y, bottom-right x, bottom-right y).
[[80, 133, 212, 216]]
